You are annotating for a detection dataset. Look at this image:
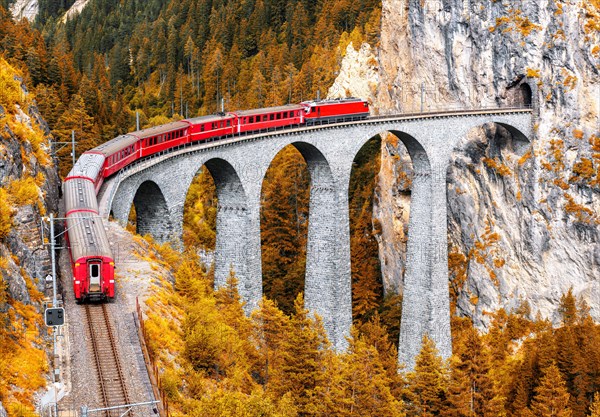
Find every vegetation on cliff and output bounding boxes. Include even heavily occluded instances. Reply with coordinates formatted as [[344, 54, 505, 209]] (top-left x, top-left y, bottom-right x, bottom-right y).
[[0, 58, 54, 417], [140, 240, 600, 417]]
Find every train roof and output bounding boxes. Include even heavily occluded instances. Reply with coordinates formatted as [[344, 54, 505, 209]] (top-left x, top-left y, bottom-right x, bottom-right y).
[[67, 152, 105, 179], [301, 97, 366, 106], [129, 120, 191, 140], [91, 134, 139, 157], [66, 213, 113, 260], [231, 104, 305, 117], [64, 178, 99, 214], [185, 114, 236, 124]]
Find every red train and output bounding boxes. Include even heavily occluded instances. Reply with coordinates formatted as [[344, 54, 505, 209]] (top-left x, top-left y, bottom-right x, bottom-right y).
[[63, 98, 369, 302]]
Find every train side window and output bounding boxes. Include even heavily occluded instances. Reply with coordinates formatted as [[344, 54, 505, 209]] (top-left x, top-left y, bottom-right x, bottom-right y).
[[269, 114, 274, 121], [283, 112, 288, 118], [249, 116, 254, 123], [201, 125, 205, 132], [276, 113, 281, 120], [226, 120, 231, 127]]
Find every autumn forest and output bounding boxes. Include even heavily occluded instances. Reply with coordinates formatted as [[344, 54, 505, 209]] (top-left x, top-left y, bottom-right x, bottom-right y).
[[0, 0, 600, 416]]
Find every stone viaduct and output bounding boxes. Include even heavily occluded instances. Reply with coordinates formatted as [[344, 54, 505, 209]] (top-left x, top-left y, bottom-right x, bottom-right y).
[[100, 109, 532, 369]]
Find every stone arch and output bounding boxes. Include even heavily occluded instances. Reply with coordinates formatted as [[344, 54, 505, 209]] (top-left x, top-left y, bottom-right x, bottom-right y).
[[346, 132, 406, 328], [456, 120, 532, 158], [260, 140, 350, 349], [132, 180, 173, 242], [506, 77, 536, 109], [350, 129, 432, 177], [446, 119, 535, 326], [193, 158, 249, 290], [351, 129, 441, 369]]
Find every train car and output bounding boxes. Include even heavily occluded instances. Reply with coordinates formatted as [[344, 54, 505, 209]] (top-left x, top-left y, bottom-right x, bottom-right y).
[[65, 152, 106, 193], [186, 114, 236, 143], [302, 98, 369, 124], [65, 212, 115, 302], [64, 153, 115, 302], [232, 104, 305, 134], [132, 121, 191, 159], [93, 134, 140, 178]]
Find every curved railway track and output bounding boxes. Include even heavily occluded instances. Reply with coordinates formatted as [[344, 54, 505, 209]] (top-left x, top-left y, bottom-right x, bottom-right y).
[[84, 304, 132, 417]]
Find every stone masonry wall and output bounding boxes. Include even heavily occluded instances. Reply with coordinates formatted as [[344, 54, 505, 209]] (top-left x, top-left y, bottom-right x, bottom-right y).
[[106, 111, 532, 365]]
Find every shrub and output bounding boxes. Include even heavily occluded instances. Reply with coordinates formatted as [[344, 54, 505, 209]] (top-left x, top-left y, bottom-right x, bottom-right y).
[[0, 188, 14, 239]]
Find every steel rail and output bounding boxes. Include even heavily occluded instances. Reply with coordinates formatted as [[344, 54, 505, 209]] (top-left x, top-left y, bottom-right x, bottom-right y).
[[85, 304, 132, 417]]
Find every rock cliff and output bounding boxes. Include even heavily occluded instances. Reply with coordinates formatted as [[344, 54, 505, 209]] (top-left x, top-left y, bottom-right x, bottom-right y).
[[333, 0, 600, 326], [9, 0, 38, 21], [0, 60, 60, 412]]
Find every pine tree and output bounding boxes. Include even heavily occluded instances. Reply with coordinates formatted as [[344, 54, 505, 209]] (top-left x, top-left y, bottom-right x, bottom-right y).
[[443, 323, 500, 417], [589, 393, 600, 417], [267, 293, 329, 414], [529, 363, 572, 417], [406, 335, 448, 417], [328, 328, 405, 416]]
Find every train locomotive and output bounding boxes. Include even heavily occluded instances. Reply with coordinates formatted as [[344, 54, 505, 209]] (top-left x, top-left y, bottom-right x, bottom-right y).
[[63, 97, 369, 302]]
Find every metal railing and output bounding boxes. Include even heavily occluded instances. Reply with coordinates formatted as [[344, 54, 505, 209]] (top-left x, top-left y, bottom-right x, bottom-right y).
[[134, 298, 170, 417]]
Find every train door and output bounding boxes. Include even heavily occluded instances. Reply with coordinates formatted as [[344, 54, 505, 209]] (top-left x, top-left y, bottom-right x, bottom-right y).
[[88, 260, 102, 293]]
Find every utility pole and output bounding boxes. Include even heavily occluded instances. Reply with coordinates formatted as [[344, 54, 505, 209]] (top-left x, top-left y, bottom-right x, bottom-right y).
[[71, 131, 76, 168], [50, 213, 57, 307], [289, 72, 292, 104], [136, 111, 140, 131], [52, 136, 77, 170]]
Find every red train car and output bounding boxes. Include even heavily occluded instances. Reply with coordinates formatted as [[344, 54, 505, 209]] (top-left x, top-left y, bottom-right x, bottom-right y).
[[186, 114, 236, 143], [132, 121, 191, 158], [302, 98, 369, 123], [93, 134, 140, 178], [232, 104, 305, 133], [63, 174, 114, 302]]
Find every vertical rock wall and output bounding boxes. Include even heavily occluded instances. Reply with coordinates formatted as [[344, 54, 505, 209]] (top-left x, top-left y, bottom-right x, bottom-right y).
[[332, 0, 600, 325]]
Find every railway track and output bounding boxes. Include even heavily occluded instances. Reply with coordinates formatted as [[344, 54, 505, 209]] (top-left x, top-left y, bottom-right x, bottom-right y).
[[84, 304, 132, 417]]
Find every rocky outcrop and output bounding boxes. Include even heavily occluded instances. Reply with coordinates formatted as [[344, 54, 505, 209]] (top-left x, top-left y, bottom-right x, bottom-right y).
[[62, 0, 91, 22], [328, 42, 379, 106], [332, 1, 600, 326], [9, 0, 38, 21], [0, 74, 60, 302]]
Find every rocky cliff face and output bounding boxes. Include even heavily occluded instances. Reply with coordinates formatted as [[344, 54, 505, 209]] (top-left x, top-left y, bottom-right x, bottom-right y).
[[333, 0, 600, 326], [0, 62, 60, 412], [9, 0, 38, 21], [0, 79, 60, 303]]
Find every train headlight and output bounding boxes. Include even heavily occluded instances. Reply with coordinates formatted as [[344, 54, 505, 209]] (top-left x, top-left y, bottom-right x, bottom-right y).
[[109, 262, 114, 266], [75, 263, 80, 267]]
